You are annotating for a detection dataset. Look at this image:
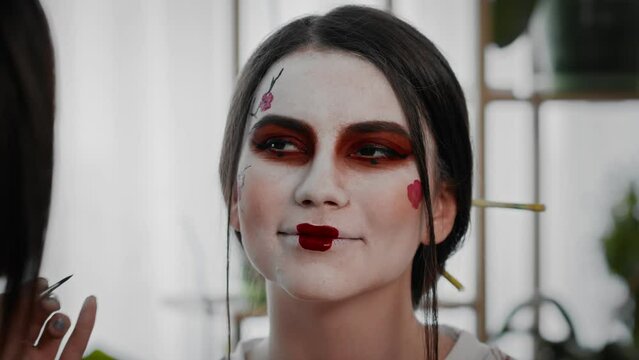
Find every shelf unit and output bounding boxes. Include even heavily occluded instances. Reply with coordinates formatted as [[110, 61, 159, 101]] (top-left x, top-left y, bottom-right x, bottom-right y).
[[228, 0, 639, 353], [475, 0, 639, 353]]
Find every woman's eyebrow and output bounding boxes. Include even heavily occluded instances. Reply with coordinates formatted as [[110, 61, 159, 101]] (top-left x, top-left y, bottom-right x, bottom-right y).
[[341, 121, 410, 137], [249, 114, 314, 138]]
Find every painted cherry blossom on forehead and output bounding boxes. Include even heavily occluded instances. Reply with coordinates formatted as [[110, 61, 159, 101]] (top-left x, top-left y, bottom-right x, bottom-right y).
[[250, 67, 284, 118]]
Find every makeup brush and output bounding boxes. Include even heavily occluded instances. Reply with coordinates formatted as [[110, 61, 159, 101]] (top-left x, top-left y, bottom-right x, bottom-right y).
[[472, 199, 545, 212], [442, 270, 464, 291], [39, 274, 73, 299]]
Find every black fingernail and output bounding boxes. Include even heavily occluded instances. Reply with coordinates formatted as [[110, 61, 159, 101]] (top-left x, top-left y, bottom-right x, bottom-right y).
[[53, 318, 66, 331]]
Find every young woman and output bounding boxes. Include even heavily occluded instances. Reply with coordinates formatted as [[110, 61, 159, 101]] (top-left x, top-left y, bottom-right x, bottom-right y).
[[219, 6, 510, 359]]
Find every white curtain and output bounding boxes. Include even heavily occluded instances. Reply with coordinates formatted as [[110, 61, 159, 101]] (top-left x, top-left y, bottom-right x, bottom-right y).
[[42, 0, 234, 358]]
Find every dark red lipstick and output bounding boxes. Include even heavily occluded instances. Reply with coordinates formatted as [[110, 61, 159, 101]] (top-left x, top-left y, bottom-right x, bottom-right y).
[[296, 223, 339, 252]]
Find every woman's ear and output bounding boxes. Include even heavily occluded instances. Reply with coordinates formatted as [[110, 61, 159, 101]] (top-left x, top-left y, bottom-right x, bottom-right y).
[[230, 186, 241, 233], [427, 184, 457, 245]]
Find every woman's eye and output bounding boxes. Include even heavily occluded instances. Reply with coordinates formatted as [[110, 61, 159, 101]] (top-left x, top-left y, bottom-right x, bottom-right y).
[[351, 145, 403, 160], [255, 138, 305, 155]]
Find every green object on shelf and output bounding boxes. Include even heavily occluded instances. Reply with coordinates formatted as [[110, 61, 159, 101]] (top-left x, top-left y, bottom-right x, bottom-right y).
[[551, 73, 639, 93], [603, 185, 639, 349], [491, 0, 538, 47], [83, 349, 116, 360], [492, 0, 639, 92], [543, 0, 639, 92]]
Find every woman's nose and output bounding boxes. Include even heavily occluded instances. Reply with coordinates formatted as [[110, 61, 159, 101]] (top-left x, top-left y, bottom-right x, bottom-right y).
[[293, 154, 349, 209]]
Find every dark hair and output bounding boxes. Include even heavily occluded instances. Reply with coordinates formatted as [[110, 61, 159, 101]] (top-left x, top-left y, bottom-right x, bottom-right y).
[[0, 0, 55, 351], [219, 5, 472, 358]]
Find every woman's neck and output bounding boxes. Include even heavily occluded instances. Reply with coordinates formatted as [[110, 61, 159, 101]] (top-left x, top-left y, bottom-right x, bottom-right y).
[[260, 268, 429, 360]]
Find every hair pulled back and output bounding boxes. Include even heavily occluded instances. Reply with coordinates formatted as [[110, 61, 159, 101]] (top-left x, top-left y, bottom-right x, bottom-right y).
[[219, 6, 472, 358]]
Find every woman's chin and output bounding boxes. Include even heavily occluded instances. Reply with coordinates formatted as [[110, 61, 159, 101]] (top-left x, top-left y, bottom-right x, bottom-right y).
[[283, 287, 347, 302], [275, 276, 367, 303]]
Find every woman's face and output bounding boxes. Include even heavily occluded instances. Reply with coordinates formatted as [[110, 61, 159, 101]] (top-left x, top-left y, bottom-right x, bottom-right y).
[[232, 49, 451, 302]]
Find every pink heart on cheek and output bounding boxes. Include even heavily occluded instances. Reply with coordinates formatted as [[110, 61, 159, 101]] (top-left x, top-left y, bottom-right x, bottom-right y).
[[407, 180, 422, 209]]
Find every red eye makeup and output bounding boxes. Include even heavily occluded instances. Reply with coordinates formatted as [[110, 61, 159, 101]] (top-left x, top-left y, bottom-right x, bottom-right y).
[[249, 115, 413, 167], [340, 121, 413, 167], [254, 137, 307, 156], [345, 138, 411, 165], [249, 115, 315, 164]]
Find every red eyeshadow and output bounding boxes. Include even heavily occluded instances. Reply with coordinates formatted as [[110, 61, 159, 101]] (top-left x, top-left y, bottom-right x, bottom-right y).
[[337, 132, 413, 168], [250, 124, 314, 165]]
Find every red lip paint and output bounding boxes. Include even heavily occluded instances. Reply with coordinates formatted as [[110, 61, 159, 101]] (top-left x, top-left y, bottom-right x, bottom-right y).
[[297, 223, 339, 252], [407, 180, 422, 209]]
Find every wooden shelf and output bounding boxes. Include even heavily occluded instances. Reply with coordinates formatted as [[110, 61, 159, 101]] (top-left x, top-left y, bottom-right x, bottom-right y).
[[535, 91, 639, 101], [484, 89, 639, 102], [439, 300, 476, 309]]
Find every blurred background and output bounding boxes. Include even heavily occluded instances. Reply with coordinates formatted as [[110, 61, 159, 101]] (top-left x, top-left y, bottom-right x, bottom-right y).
[[34, 0, 639, 359]]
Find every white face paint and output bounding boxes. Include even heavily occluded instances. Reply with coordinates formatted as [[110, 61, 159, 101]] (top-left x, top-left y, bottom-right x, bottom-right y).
[[232, 49, 431, 302]]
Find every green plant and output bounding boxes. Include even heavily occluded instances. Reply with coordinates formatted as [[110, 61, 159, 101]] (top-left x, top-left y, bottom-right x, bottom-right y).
[[242, 259, 266, 311], [603, 184, 639, 348], [491, 0, 538, 47], [83, 349, 116, 360]]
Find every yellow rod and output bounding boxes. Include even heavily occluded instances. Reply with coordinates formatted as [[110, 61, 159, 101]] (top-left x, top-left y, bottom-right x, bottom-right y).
[[442, 270, 465, 291], [472, 199, 546, 212]]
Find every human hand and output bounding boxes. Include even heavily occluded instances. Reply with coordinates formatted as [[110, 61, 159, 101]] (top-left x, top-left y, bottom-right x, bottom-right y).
[[0, 278, 97, 360]]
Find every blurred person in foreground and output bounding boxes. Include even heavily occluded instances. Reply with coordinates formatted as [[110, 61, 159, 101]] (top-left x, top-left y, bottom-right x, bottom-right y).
[[0, 0, 96, 358]]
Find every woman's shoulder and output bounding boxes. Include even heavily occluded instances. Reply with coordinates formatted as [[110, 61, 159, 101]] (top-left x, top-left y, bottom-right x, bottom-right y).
[[441, 325, 514, 360], [223, 338, 264, 360], [225, 328, 514, 360]]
